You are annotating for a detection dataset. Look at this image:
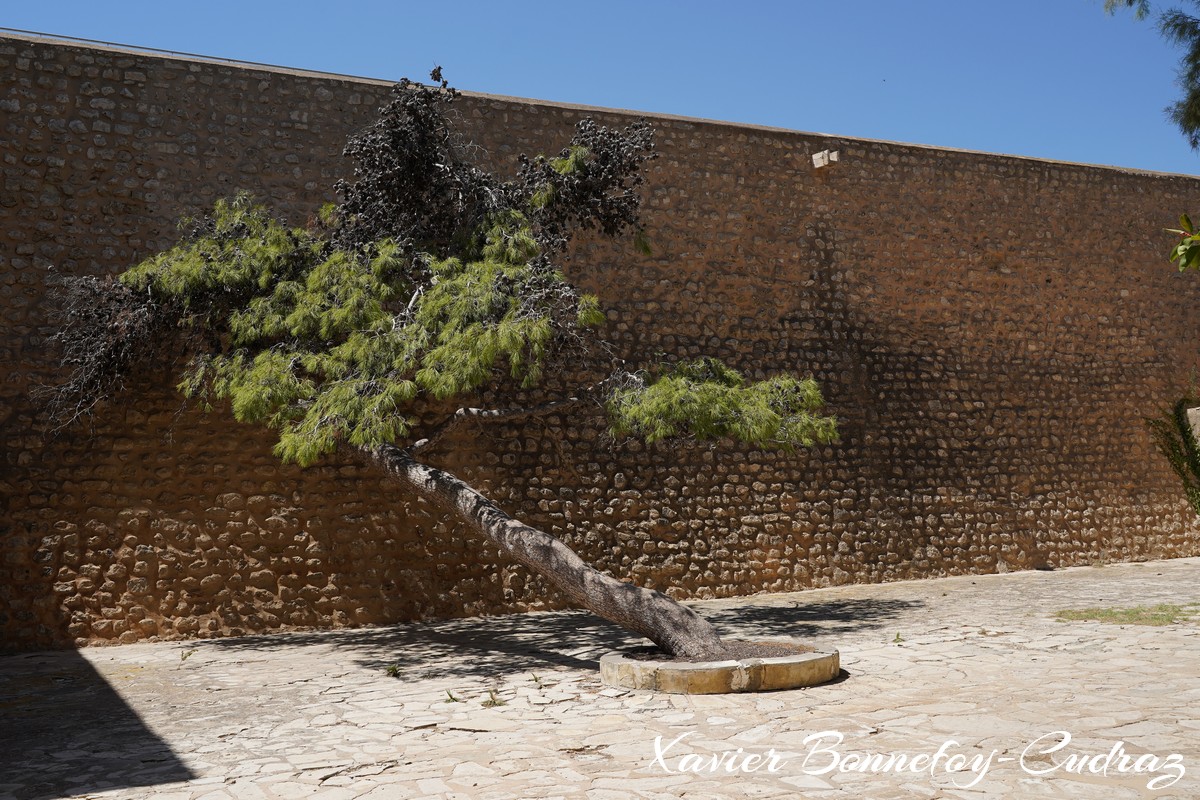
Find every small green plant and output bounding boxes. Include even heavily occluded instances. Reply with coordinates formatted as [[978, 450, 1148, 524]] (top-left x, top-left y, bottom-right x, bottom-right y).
[[482, 689, 506, 707], [445, 690, 460, 703], [179, 648, 197, 662], [530, 673, 542, 686], [1169, 213, 1200, 271], [385, 664, 401, 678], [1055, 604, 1200, 626], [892, 632, 904, 644]]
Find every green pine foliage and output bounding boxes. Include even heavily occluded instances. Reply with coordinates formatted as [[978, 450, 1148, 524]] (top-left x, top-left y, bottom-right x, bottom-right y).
[[87, 78, 838, 469], [609, 357, 838, 450], [122, 194, 593, 466], [1146, 393, 1200, 515], [1106, 0, 1151, 19]]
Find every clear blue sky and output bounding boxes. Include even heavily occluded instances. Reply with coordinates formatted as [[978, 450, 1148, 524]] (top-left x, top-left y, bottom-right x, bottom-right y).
[[4, 0, 1197, 175]]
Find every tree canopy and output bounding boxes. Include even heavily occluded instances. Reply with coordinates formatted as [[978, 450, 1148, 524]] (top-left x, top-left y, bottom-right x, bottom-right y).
[[49, 73, 837, 466], [1107, 0, 1200, 148]]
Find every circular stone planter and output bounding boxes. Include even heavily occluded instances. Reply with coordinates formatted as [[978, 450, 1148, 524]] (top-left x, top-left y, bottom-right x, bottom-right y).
[[599, 641, 840, 694]]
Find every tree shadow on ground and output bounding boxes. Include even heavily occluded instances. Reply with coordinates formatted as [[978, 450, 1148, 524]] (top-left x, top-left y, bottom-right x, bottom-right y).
[[0, 649, 194, 800], [202, 597, 923, 681], [704, 598, 925, 641]]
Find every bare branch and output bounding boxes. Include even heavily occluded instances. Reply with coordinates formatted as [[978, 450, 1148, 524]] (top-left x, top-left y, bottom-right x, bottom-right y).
[[411, 393, 591, 454], [409, 367, 644, 455], [36, 274, 176, 435]]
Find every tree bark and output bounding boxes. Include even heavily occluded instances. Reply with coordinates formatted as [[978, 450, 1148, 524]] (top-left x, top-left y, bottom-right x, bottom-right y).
[[361, 443, 728, 660]]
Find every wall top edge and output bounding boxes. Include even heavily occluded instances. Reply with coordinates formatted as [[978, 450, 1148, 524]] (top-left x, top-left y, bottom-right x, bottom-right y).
[[5, 28, 1200, 183]]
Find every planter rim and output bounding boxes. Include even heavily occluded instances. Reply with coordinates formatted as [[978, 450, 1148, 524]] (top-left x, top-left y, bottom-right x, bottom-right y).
[[599, 640, 840, 694]]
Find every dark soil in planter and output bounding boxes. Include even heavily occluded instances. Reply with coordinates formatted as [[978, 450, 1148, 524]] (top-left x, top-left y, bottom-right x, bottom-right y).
[[627, 640, 817, 662]]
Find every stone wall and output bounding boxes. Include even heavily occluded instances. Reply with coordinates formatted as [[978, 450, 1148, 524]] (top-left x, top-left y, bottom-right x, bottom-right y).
[[4, 32, 1200, 651]]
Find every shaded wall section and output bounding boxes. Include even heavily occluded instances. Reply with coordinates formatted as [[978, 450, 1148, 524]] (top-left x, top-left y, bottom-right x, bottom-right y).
[[3, 32, 1200, 651]]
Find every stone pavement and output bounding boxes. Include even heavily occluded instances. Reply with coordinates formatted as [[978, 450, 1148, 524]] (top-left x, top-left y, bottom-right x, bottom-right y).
[[2, 558, 1199, 800]]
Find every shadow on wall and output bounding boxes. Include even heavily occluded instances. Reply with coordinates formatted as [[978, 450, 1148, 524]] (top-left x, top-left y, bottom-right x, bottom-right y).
[[0, 649, 194, 800], [198, 595, 924, 680]]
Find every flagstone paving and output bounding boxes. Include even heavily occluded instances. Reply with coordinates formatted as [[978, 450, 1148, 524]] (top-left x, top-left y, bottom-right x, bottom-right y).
[[3, 557, 1199, 799]]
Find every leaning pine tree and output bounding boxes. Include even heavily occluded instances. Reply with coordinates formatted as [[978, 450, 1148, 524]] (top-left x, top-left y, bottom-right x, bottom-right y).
[[46, 72, 837, 660]]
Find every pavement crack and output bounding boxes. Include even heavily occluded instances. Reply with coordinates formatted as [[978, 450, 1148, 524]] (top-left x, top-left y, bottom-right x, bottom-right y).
[[317, 759, 404, 783]]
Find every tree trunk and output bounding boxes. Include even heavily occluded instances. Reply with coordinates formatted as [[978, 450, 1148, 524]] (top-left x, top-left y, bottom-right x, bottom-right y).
[[361, 443, 728, 660]]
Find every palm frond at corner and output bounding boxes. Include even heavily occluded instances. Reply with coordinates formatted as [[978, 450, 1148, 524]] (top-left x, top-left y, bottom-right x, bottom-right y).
[[1146, 393, 1200, 515]]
